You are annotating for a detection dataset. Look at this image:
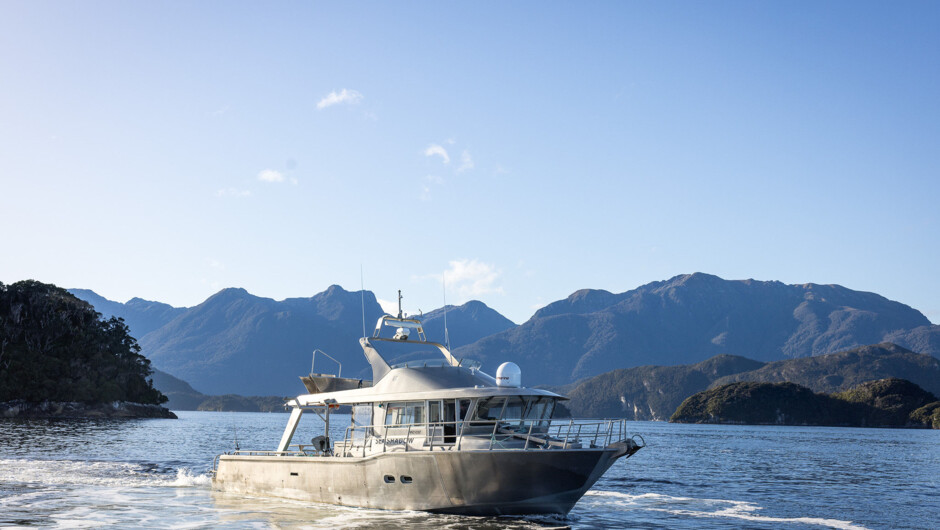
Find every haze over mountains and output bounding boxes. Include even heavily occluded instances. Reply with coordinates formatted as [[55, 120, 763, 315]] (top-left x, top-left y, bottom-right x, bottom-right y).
[[70, 273, 939, 396]]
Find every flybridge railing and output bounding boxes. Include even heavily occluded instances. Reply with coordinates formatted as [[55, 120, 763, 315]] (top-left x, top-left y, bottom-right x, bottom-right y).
[[331, 418, 635, 458]]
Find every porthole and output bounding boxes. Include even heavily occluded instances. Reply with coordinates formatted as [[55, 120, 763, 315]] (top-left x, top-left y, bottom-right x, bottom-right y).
[[383, 475, 395, 483]]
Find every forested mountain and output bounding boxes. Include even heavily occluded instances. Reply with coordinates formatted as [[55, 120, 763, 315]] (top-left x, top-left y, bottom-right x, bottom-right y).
[[711, 343, 940, 394], [671, 378, 940, 428], [0, 281, 169, 413], [70, 273, 939, 398], [76, 286, 518, 396], [135, 287, 513, 395], [563, 343, 940, 420], [419, 301, 516, 349], [454, 273, 938, 386], [139, 286, 385, 395]]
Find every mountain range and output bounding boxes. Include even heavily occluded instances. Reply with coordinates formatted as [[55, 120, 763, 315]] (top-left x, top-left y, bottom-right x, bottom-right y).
[[70, 273, 940, 396], [453, 273, 938, 385]]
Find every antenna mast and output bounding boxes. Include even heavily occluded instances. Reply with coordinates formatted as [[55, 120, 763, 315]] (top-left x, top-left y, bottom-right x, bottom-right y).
[[360, 265, 366, 337], [443, 272, 450, 350], [397, 290, 403, 319]]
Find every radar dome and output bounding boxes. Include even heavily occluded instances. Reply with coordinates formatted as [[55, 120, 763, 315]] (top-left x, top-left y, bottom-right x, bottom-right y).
[[496, 362, 522, 388]]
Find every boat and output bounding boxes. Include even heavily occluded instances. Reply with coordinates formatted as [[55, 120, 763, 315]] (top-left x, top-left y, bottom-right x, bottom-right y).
[[211, 298, 645, 516]]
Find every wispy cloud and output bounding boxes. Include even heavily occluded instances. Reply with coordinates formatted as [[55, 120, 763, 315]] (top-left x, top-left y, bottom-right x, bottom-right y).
[[317, 89, 363, 110], [457, 150, 474, 172], [377, 298, 398, 315], [258, 169, 285, 183], [424, 144, 450, 164], [216, 188, 251, 198], [418, 259, 504, 300]]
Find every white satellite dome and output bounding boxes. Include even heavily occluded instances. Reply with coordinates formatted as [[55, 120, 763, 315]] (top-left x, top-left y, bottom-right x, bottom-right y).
[[496, 362, 522, 388]]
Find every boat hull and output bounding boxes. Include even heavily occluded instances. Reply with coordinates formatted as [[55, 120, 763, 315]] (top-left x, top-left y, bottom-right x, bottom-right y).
[[213, 448, 625, 515]]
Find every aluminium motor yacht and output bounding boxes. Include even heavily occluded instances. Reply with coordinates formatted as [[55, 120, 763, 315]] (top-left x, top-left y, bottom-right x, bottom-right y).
[[211, 306, 644, 516]]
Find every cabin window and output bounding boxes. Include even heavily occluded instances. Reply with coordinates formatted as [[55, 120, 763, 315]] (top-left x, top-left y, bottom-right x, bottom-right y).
[[526, 397, 556, 427], [471, 397, 506, 423], [457, 399, 471, 422], [428, 400, 442, 423], [385, 401, 425, 426], [352, 404, 372, 426], [501, 396, 527, 427]]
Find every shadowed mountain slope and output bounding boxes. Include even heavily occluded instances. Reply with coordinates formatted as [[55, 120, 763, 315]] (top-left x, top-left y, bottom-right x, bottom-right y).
[[712, 343, 940, 396], [68, 289, 187, 338], [123, 287, 517, 396], [138, 285, 386, 395]]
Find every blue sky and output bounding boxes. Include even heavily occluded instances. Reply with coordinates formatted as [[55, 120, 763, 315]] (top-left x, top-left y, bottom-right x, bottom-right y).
[[2, 1, 938, 324]]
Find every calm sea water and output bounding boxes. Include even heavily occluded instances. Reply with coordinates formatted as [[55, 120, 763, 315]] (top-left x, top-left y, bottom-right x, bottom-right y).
[[1, 412, 937, 529]]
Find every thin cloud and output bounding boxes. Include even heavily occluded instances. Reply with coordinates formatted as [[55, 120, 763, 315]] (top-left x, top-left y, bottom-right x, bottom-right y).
[[424, 144, 450, 164], [317, 89, 363, 110], [458, 150, 474, 172], [420, 259, 505, 300], [258, 169, 285, 183], [377, 298, 398, 315]]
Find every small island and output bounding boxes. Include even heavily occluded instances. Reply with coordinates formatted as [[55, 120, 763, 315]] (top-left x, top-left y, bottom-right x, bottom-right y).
[[0, 280, 175, 419], [670, 378, 940, 428]]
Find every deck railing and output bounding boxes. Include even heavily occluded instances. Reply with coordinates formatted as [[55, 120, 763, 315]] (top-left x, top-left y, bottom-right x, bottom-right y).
[[332, 418, 635, 458], [213, 419, 641, 467]]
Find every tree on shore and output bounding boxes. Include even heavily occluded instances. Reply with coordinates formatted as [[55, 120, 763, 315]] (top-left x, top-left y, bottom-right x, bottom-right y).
[[0, 280, 167, 405]]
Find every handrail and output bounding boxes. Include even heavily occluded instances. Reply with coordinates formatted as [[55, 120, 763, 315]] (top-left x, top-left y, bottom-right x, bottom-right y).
[[331, 418, 638, 457], [224, 418, 644, 461]]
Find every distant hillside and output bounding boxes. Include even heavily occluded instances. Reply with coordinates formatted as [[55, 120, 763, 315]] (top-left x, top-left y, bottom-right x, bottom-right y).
[[150, 369, 207, 410], [150, 369, 287, 412], [712, 343, 940, 396], [563, 355, 764, 420], [671, 379, 939, 428], [419, 301, 516, 349], [138, 285, 386, 395], [68, 289, 186, 338], [72, 273, 939, 395], [563, 343, 940, 420], [75, 286, 518, 396], [455, 273, 936, 385]]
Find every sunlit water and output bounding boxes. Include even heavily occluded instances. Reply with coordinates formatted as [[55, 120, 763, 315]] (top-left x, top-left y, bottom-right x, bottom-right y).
[[1, 412, 937, 528]]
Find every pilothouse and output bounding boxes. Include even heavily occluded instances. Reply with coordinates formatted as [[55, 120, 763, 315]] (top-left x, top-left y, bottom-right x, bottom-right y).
[[212, 296, 644, 515]]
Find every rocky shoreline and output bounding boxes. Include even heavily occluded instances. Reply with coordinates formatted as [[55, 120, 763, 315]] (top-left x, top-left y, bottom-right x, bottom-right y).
[[0, 400, 177, 419]]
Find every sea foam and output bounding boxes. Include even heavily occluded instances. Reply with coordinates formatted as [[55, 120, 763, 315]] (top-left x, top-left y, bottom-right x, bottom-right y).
[[584, 490, 869, 530]]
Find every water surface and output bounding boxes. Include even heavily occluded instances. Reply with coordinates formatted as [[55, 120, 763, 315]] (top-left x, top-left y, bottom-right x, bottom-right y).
[[1, 412, 936, 528]]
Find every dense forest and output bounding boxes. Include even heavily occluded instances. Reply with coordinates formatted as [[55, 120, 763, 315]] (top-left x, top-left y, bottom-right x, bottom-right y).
[[670, 378, 940, 428], [0, 280, 167, 405]]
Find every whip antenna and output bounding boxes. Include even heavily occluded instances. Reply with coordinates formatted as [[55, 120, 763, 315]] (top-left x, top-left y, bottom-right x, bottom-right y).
[[360, 265, 366, 338], [443, 271, 450, 350]]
